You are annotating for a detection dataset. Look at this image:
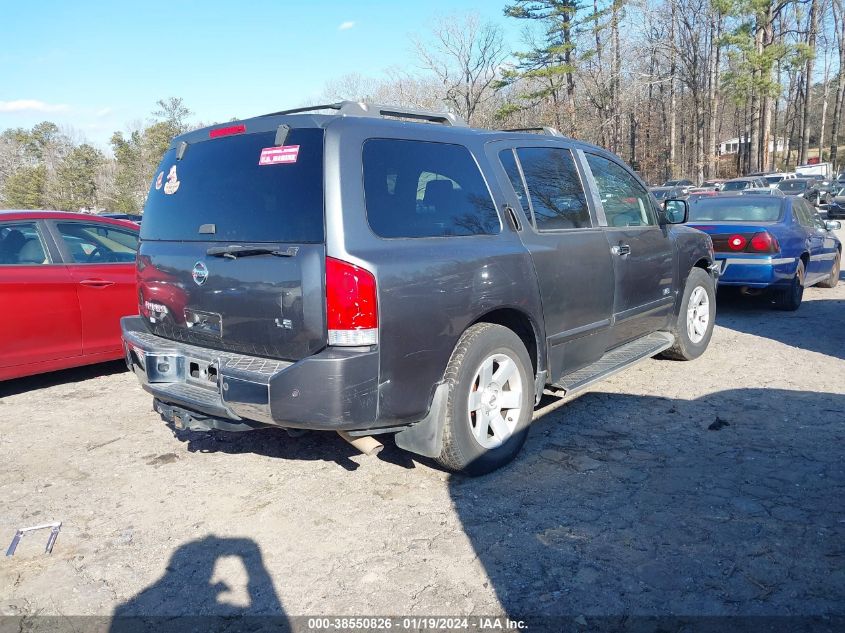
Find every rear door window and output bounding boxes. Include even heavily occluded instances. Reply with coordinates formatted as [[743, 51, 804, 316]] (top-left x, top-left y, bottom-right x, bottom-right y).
[[514, 147, 591, 230], [141, 128, 324, 243], [56, 222, 138, 263], [0, 222, 49, 265], [363, 139, 500, 238]]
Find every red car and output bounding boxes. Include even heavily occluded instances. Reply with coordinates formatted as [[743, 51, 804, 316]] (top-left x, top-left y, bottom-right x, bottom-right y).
[[0, 211, 140, 381]]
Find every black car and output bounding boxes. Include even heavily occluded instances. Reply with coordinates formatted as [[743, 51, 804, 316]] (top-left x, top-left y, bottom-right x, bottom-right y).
[[777, 178, 826, 205], [827, 188, 845, 219], [121, 101, 717, 474]]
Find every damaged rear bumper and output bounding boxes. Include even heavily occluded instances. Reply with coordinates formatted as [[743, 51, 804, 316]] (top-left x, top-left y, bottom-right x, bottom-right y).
[[121, 316, 378, 431]]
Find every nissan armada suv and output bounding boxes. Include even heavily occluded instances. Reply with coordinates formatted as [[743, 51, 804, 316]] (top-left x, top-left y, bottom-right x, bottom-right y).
[[121, 101, 717, 475]]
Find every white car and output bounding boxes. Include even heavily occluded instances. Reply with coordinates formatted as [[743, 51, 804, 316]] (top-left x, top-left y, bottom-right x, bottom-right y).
[[764, 172, 796, 188]]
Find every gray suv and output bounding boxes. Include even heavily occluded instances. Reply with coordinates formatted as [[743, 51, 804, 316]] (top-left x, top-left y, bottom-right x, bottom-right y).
[[122, 102, 717, 475]]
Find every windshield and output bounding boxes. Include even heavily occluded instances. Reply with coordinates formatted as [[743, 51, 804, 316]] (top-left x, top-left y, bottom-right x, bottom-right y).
[[721, 180, 751, 191], [688, 197, 783, 222], [141, 128, 324, 243], [777, 180, 808, 192], [650, 189, 671, 200]]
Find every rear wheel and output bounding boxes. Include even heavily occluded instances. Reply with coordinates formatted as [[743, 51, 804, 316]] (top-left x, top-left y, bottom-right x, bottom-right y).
[[773, 260, 805, 311], [435, 323, 533, 476], [661, 268, 716, 361], [817, 251, 840, 289]]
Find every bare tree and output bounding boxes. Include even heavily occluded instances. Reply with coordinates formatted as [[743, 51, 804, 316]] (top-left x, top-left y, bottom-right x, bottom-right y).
[[415, 13, 507, 125]]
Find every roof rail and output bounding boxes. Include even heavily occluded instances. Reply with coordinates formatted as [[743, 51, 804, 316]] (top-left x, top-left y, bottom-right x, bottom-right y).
[[503, 126, 563, 137], [260, 101, 468, 127]]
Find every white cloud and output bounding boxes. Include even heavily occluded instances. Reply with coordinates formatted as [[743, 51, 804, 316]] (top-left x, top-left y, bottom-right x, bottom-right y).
[[95, 107, 113, 118], [0, 99, 68, 113], [338, 21, 355, 31]]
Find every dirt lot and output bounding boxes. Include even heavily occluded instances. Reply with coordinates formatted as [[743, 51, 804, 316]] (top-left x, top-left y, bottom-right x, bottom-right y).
[[1, 230, 844, 630]]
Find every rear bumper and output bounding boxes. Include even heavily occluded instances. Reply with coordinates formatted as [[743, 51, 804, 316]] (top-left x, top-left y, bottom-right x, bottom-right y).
[[121, 316, 378, 431], [715, 255, 798, 288]]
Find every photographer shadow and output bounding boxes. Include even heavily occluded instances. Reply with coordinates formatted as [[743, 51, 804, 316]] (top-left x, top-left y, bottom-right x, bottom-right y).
[[110, 535, 289, 632]]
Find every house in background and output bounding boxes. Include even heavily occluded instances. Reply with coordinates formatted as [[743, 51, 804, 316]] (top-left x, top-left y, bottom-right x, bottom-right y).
[[718, 136, 789, 155]]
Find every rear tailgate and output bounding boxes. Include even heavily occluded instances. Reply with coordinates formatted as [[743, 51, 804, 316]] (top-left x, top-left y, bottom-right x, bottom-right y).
[[138, 126, 326, 361]]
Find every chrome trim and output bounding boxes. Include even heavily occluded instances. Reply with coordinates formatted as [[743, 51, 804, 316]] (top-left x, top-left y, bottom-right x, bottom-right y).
[[810, 252, 837, 261], [719, 256, 796, 270]]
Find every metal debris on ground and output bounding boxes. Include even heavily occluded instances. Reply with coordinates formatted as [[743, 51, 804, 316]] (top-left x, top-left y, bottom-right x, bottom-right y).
[[5, 522, 62, 556]]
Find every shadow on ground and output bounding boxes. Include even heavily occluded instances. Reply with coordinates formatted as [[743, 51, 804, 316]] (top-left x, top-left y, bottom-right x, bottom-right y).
[[109, 536, 289, 632], [716, 290, 845, 361], [168, 424, 417, 472], [450, 388, 845, 624], [0, 360, 127, 398]]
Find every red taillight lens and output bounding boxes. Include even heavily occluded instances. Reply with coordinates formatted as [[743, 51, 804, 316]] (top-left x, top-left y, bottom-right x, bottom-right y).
[[326, 257, 378, 346], [209, 124, 246, 139], [749, 231, 779, 253], [728, 234, 747, 250]]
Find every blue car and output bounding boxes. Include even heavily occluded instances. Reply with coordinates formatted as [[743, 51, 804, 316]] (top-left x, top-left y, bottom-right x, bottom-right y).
[[686, 194, 841, 310]]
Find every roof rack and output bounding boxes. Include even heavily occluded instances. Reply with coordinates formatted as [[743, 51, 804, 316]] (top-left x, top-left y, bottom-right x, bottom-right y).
[[502, 126, 563, 137], [260, 101, 468, 127]]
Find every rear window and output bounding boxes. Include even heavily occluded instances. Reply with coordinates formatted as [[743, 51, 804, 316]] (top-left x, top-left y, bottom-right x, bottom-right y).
[[363, 139, 500, 239], [777, 180, 808, 192], [721, 180, 751, 191], [141, 128, 324, 242], [688, 197, 784, 222]]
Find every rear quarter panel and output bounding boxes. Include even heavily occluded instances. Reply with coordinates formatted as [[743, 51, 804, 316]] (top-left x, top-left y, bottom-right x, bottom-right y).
[[324, 119, 545, 425]]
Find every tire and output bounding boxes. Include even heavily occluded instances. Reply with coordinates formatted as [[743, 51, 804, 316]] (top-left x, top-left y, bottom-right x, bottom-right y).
[[660, 267, 716, 361], [817, 251, 840, 289], [772, 259, 805, 311], [435, 323, 533, 476]]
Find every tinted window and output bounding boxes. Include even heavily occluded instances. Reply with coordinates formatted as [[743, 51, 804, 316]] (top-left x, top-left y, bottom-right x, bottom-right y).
[[585, 153, 657, 227], [499, 149, 529, 214], [57, 222, 139, 263], [141, 128, 324, 243], [722, 180, 751, 192], [516, 147, 591, 230], [0, 222, 48, 265], [363, 139, 499, 238], [688, 198, 784, 222], [777, 180, 809, 193]]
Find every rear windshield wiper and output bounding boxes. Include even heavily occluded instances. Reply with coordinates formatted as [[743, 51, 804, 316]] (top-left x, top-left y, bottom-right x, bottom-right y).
[[206, 245, 299, 259]]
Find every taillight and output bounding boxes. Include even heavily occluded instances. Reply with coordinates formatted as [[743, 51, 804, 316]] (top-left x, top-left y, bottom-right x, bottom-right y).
[[749, 231, 779, 253], [326, 257, 378, 346], [728, 234, 747, 251], [209, 124, 246, 139]]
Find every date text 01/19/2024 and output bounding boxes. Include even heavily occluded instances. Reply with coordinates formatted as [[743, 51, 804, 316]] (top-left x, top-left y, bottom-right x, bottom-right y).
[[305, 617, 528, 631]]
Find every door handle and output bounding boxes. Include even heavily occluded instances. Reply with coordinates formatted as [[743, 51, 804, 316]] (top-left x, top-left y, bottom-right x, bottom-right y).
[[79, 279, 115, 288], [504, 205, 522, 231], [611, 244, 631, 256]]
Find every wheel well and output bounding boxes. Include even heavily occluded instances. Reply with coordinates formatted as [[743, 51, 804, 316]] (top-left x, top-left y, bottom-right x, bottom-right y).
[[693, 257, 710, 271], [800, 252, 810, 268], [472, 308, 539, 375]]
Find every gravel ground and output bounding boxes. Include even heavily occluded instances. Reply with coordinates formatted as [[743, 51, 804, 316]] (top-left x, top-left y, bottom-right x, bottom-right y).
[[1, 228, 843, 631]]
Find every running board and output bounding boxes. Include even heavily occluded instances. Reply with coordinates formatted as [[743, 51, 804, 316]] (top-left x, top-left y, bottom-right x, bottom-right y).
[[548, 331, 674, 397]]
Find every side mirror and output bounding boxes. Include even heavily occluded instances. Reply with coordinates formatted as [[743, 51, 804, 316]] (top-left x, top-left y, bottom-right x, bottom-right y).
[[825, 220, 842, 231], [663, 199, 688, 224]]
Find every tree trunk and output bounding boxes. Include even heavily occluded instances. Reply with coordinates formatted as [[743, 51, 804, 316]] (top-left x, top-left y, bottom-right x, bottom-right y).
[[799, 0, 819, 164], [830, 0, 845, 170], [669, 1, 677, 179]]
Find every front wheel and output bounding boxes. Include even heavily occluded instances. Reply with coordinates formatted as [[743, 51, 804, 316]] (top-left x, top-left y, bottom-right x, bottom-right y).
[[660, 268, 716, 361], [435, 323, 533, 476]]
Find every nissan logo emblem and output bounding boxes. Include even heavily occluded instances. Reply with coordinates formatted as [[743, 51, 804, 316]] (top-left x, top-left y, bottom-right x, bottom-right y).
[[192, 261, 209, 286]]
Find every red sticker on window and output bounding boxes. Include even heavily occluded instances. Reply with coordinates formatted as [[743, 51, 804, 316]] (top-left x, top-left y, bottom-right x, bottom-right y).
[[259, 145, 300, 165]]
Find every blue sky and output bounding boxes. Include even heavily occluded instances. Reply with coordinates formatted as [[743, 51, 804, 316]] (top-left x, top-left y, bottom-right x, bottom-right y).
[[1, 1, 522, 149]]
